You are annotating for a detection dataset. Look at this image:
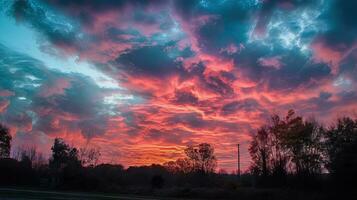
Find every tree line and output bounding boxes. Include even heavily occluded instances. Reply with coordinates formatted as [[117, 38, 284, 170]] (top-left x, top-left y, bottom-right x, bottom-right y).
[[0, 109, 357, 199], [249, 109, 357, 188], [0, 126, 221, 193]]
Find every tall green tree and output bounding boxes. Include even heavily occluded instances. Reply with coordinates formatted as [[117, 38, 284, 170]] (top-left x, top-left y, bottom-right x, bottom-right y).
[[0, 124, 11, 158]]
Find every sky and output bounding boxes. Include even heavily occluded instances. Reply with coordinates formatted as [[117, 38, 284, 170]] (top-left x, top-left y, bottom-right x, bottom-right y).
[[0, 0, 356, 172]]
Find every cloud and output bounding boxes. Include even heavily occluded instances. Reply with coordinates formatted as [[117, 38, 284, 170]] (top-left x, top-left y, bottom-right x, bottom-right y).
[[114, 44, 186, 77], [258, 56, 283, 70], [0, 100, 10, 113], [9, 0, 83, 53], [173, 89, 199, 105], [0, 44, 123, 139], [221, 99, 261, 116], [1, 0, 357, 171]]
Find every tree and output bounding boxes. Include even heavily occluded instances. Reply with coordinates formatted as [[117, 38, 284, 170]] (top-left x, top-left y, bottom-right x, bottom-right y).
[[249, 126, 271, 177], [79, 146, 101, 167], [13, 145, 46, 168], [0, 124, 11, 158], [325, 117, 357, 185], [184, 143, 217, 174], [268, 110, 325, 175], [164, 158, 193, 174], [268, 113, 290, 177], [249, 110, 325, 179], [249, 113, 290, 179], [49, 138, 82, 187], [278, 112, 324, 175], [164, 143, 217, 174], [49, 138, 80, 170]]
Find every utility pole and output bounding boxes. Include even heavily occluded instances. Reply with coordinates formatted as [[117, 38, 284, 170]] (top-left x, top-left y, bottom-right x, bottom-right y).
[[237, 143, 240, 177]]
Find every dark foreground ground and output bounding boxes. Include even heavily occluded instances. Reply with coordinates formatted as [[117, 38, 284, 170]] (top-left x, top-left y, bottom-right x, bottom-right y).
[[0, 188, 185, 200], [1, 187, 350, 200]]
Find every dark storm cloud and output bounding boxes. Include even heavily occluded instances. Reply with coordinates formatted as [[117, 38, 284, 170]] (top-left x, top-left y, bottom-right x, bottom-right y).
[[196, 16, 250, 55], [78, 116, 109, 138], [31, 76, 114, 138], [173, 0, 257, 20], [166, 112, 209, 129], [114, 43, 191, 77], [204, 75, 234, 97], [31, 76, 104, 117], [221, 99, 261, 115], [173, 90, 199, 105], [311, 0, 357, 63], [173, 0, 259, 55], [233, 43, 331, 91], [45, 0, 167, 12], [9, 0, 82, 49], [43, 0, 168, 29], [105, 27, 144, 43], [266, 50, 331, 90], [0, 45, 114, 138], [294, 90, 357, 119], [178, 62, 235, 97]]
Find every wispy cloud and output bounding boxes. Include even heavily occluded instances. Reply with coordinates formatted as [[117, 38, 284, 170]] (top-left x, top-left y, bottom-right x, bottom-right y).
[[0, 0, 356, 171]]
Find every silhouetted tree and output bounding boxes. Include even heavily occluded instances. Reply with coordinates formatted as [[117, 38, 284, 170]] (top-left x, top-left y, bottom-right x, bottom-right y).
[[325, 117, 357, 186], [0, 124, 11, 158], [249, 113, 289, 182], [279, 113, 324, 175], [49, 138, 80, 170], [164, 143, 217, 175], [249, 110, 325, 187], [164, 158, 193, 174], [267, 110, 325, 176], [79, 146, 101, 167], [249, 126, 271, 177], [184, 143, 217, 174], [85, 163, 124, 190], [268, 113, 289, 178], [13, 146, 46, 169], [49, 138, 81, 187]]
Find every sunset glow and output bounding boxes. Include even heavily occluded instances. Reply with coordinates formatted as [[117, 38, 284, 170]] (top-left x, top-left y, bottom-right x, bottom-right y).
[[0, 0, 356, 172]]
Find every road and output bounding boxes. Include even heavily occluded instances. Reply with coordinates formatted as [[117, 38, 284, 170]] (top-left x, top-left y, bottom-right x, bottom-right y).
[[0, 188, 172, 200]]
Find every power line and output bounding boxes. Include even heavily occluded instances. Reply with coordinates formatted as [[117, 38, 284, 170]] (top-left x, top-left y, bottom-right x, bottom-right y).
[[237, 143, 240, 177]]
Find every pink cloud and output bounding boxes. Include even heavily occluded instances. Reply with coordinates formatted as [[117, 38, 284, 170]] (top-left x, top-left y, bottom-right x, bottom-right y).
[[0, 100, 10, 113], [220, 43, 244, 55], [258, 56, 283, 69], [0, 90, 14, 97], [311, 37, 357, 74], [39, 78, 71, 97], [311, 39, 342, 74]]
